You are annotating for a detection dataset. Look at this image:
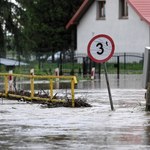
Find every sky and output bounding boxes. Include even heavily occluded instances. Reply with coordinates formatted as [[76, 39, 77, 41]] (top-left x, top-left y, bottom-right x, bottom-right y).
[[10, 0, 17, 4]]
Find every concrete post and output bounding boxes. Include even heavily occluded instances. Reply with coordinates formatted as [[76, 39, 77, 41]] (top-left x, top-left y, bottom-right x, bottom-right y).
[[8, 70, 13, 91], [145, 83, 150, 111], [55, 68, 59, 81], [91, 67, 95, 80], [143, 47, 150, 88]]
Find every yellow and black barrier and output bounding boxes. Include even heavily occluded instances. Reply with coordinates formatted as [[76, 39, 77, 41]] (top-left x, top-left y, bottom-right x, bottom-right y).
[[0, 73, 77, 107]]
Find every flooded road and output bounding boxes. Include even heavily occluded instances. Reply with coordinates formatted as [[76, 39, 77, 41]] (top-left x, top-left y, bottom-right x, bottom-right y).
[[0, 74, 150, 150]]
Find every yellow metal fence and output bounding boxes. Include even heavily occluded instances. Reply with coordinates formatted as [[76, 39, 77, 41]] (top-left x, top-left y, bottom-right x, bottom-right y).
[[0, 73, 77, 107]]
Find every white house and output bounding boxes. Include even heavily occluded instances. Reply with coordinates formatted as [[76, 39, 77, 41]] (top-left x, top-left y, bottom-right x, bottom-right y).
[[66, 0, 150, 57]]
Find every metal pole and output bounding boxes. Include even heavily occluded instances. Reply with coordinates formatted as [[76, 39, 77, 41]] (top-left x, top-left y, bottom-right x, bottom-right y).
[[30, 69, 34, 99], [103, 63, 114, 111], [98, 63, 101, 79], [4, 76, 8, 97], [30, 76, 34, 99], [71, 78, 75, 107], [117, 56, 120, 79], [50, 79, 53, 99]]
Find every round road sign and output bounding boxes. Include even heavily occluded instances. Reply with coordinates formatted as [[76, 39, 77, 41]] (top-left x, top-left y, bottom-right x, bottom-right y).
[[87, 34, 115, 63]]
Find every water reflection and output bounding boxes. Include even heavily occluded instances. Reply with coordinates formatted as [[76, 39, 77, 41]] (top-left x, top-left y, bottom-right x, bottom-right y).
[[77, 74, 142, 89], [0, 74, 142, 92]]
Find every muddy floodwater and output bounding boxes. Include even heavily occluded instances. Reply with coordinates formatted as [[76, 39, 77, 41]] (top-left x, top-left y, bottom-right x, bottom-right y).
[[0, 74, 150, 150]]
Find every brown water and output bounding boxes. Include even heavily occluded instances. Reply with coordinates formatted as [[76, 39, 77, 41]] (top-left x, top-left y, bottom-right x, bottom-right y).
[[0, 74, 150, 150]]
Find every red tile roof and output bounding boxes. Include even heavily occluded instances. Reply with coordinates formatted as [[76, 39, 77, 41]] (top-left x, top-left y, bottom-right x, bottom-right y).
[[66, 0, 150, 29], [128, 0, 150, 25]]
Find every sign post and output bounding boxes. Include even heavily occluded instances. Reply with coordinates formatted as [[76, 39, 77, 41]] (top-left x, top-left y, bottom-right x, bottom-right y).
[[87, 34, 115, 111], [103, 63, 114, 111]]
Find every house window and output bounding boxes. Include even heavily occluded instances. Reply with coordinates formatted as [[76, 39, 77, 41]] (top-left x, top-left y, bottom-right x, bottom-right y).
[[97, 0, 106, 20], [119, 0, 128, 19]]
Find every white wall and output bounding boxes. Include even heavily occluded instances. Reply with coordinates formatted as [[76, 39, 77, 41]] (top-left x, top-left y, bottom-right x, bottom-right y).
[[76, 0, 150, 55]]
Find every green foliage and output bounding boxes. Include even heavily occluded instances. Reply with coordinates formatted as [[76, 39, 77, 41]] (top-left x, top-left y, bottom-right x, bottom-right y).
[[0, 0, 83, 65], [15, 0, 82, 53], [105, 62, 143, 74], [0, 65, 6, 72], [0, 0, 27, 60]]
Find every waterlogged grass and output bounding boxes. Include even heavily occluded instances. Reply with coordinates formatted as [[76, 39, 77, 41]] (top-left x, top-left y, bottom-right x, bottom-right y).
[[1, 61, 143, 75]]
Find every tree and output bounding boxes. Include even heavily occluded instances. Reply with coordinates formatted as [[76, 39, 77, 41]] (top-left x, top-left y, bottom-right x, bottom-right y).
[[15, 0, 83, 54], [0, 0, 13, 57], [0, 0, 25, 64], [0, 0, 83, 58]]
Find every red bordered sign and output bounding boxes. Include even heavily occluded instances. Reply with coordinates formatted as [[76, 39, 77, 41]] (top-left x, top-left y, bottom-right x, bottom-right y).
[[87, 34, 115, 63]]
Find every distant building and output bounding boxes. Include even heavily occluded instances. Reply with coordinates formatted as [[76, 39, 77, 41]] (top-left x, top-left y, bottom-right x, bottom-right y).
[[0, 58, 28, 71], [66, 0, 150, 57]]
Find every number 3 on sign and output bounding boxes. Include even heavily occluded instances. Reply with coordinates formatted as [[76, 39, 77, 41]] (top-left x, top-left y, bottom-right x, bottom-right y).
[[96, 43, 104, 55], [87, 34, 115, 63]]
